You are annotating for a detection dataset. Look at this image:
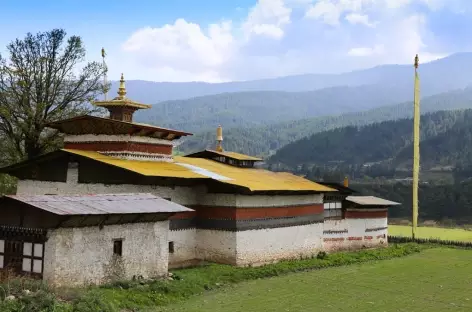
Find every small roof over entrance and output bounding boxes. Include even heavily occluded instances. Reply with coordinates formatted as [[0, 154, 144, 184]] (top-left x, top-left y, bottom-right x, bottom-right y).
[[3, 193, 192, 215]]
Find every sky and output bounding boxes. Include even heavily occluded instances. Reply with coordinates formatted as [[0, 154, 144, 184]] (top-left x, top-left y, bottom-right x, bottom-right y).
[[0, 0, 471, 83]]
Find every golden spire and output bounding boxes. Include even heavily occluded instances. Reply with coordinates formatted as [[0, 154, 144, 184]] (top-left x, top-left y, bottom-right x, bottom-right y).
[[343, 176, 349, 187], [216, 125, 223, 152], [414, 54, 419, 69], [117, 73, 127, 98]]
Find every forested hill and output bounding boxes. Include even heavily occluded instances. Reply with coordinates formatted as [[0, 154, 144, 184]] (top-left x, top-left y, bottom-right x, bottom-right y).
[[135, 84, 411, 133], [177, 87, 472, 156], [269, 109, 472, 169]]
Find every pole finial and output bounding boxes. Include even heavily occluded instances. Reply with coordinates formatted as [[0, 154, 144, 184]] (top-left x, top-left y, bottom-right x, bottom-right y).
[[216, 125, 223, 152], [414, 54, 419, 69], [118, 73, 127, 98]]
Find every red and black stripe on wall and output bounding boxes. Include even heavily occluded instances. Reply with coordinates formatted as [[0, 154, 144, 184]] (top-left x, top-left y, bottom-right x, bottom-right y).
[[169, 204, 324, 231]]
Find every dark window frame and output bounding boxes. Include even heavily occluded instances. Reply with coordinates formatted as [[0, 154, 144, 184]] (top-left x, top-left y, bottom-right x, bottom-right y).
[[113, 239, 123, 256]]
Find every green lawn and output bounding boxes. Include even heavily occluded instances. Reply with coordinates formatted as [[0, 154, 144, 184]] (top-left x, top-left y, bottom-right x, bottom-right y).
[[161, 248, 472, 312], [389, 225, 472, 242]]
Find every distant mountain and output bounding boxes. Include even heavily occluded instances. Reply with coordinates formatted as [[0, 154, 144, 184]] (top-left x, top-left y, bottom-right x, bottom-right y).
[[268, 109, 472, 170], [134, 84, 413, 133], [176, 87, 472, 156], [117, 53, 472, 103]]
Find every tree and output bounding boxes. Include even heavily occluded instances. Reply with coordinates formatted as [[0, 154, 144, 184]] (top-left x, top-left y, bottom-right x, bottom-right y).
[[0, 29, 107, 162]]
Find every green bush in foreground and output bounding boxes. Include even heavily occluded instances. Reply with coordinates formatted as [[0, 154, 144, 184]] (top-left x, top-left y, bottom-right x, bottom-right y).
[[0, 243, 426, 312]]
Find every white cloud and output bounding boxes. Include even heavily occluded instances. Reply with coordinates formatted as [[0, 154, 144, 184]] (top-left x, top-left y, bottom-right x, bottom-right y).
[[119, 0, 456, 82], [345, 13, 376, 27], [122, 18, 234, 82], [243, 0, 292, 39], [348, 44, 384, 56]]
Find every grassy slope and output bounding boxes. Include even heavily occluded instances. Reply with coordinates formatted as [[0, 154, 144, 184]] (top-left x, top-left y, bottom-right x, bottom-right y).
[[389, 225, 472, 242], [162, 248, 472, 312]]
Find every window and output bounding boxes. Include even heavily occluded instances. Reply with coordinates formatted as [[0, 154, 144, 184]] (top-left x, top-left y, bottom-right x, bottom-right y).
[[22, 242, 44, 274], [169, 241, 174, 254], [324, 201, 343, 219], [113, 239, 123, 256]]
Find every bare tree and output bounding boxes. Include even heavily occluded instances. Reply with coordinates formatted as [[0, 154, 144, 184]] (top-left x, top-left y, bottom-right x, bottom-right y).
[[0, 28, 107, 162]]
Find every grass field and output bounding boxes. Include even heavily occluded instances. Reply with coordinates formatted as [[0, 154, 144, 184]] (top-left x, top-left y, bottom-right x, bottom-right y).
[[389, 225, 472, 242], [161, 248, 472, 312]]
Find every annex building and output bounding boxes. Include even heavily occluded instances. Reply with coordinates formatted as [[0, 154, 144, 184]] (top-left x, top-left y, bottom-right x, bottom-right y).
[[0, 75, 399, 286]]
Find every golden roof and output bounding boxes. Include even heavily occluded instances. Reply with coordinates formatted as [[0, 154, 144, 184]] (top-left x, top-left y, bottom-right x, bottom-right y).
[[62, 149, 336, 193], [93, 73, 151, 109]]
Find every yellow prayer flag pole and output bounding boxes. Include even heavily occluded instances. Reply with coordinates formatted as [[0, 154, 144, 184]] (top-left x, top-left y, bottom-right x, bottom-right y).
[[412, 54, 420, 239]]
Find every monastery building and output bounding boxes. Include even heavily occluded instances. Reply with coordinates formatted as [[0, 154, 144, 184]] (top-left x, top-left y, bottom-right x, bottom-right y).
[[0, 75, 399, 286]]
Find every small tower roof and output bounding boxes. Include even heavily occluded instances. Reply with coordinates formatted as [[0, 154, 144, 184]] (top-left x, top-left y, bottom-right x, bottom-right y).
[[93, 73, 151, 110]]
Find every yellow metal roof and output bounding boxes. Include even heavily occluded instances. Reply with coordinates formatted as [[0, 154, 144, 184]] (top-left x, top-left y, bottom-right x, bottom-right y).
[[63, 149, 336, 193], [176, 156, 335, 192], [63, 149, 204, 179]]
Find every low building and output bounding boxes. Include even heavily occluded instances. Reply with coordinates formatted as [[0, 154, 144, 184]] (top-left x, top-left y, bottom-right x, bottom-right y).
[[0, 193, 191, 286], [318, 180, 399, 251], [0, 75, 400, 284]]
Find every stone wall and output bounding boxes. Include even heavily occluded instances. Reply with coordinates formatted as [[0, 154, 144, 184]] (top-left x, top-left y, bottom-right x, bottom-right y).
[[43, 221, 169, 287]]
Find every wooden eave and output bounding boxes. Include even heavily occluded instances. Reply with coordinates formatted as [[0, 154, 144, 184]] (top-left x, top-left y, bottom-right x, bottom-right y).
[[46, 115, 192, 140]]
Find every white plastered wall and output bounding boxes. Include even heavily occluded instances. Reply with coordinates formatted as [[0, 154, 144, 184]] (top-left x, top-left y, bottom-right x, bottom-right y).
[[236, 223, 324, 266], [168, 229, 197, 268], [16, 168, 200, 206], [323, 216, 388, 251], [43, 221, 169, 287], [196, 229, 237, 264]]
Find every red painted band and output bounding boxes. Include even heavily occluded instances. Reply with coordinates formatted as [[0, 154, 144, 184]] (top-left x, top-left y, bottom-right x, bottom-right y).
[[188, 204, 323, 220], [64, 141, 172, 155]]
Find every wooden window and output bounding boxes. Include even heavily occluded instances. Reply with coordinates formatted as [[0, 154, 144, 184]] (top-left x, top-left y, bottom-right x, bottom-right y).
[[22, 242, 43, 274], [169, 241, 174, 254], [324, 201, 343, 220], [113, 239, 123, 256]]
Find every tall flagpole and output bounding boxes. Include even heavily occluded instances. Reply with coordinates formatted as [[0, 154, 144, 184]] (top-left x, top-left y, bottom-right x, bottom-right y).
[[412, 54, 420, 239], [101, 48, 108, 101]]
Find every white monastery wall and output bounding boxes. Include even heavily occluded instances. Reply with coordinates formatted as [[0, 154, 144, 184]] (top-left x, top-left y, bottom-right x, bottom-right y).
[[43, 221, 169, 287], [323, 216, 388, 252], [16, 168, 201, 206], [196, 193, 323, 207], [235, 223, 324, 266], [196, 229, 237, 264], [168, 229, 197, 268]]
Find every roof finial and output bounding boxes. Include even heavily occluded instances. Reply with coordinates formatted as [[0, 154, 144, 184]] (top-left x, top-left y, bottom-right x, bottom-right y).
[[118, 73, 127, 98], [343, 176, 349, 187], [216, 125, 223, 152], [414, 54, 419, 69]]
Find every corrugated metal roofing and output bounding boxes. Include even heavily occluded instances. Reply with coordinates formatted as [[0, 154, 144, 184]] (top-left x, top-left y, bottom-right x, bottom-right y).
[[346, 196, 400, 206], [5, 193, 192, 215], [62, 149, 336, 193]]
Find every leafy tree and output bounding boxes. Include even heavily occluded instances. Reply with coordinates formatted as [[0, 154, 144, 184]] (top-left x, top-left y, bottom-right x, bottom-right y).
[[0, 29, 107, 162]]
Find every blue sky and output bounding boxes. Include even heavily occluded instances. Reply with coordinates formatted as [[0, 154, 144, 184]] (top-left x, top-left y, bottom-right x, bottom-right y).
[[0, 0, 471, 82]]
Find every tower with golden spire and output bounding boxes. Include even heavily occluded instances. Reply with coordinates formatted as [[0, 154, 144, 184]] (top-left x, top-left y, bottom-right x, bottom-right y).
[[93, 73, 151, 122]]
